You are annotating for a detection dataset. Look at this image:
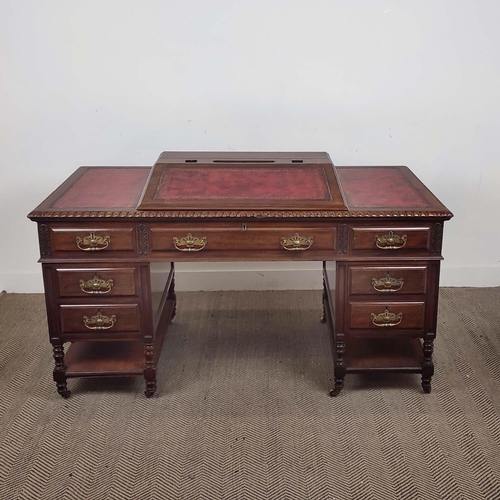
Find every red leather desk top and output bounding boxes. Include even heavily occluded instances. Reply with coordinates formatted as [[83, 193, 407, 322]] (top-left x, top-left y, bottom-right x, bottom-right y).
[[336, 167, 433, 210], [28, 152, 452, 219], [50, 167, 150, 209]]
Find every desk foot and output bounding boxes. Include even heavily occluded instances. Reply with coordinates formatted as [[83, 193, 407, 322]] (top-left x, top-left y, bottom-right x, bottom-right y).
[[422, 380, 432, 394], [57, 383, 71, 399], [144, 382, 157, 398], [330, 377, 344, 397], [330, 386, 341, 397]]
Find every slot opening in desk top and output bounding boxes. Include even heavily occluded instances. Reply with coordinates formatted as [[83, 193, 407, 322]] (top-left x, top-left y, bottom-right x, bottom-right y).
[[212, 160, 276, 163], [184, 159, 305, 164]]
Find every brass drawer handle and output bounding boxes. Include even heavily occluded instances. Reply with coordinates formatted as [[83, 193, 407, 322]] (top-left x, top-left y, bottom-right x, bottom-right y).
[[76, 232, 110, 251], [83, 309, 116, 330], [371, 307, 403, 327], [173, 233, 207, 252], [374, 231, 407, 250], [79, 274, 114, 295], [280, 233, 313, 251], [371, 272, 404, 293]]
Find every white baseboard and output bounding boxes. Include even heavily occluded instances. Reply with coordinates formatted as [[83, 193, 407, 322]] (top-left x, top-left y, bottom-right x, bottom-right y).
[[439, 265, 500, 287], [0, 272, 46, 294], [151, 266, 323, 292], [1, 264, 499, 293]]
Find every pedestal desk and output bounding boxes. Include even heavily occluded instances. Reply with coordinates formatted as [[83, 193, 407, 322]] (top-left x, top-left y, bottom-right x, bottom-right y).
[[28, 152, 453, 398]]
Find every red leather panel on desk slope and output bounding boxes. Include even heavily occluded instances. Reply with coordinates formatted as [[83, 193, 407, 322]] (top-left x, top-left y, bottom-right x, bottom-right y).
[[154, 166, 332, 201], [337, 167, 431, 209], [52, 168, 150, 209]]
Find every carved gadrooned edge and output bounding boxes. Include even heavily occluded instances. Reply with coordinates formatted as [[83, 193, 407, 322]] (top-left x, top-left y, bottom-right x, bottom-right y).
[[138, 224, 149, 255], [38, 223, 51, 257], [338, 224, 348, 254], [431, 222, 443, 253], [28, 210, 454, 219]]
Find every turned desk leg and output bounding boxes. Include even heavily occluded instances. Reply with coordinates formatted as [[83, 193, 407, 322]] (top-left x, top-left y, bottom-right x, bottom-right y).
[[330, 340, 346, 397], [144, 343, 157, 397], [421, 338, 434, 394], [52, 343, 70, 398], [320, 275, 327, 323], [168, 263, 177, 320]]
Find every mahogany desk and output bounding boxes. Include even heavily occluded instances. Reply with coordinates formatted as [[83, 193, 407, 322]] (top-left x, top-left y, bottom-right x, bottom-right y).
[[28, 152, 453, 398]]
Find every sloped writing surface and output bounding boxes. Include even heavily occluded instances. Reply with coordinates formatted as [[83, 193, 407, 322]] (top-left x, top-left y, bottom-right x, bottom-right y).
[[154, 166, 332, 201], [138, 161, 346, 212]]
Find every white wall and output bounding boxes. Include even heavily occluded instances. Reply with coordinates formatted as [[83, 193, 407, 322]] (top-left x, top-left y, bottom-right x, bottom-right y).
[[1, 0, 499, 292]]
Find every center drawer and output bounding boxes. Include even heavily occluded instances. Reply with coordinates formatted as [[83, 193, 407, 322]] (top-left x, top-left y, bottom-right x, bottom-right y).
[[148, 223, 337, 256]]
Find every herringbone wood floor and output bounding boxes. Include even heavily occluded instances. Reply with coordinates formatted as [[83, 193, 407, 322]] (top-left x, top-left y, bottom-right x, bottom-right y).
[[0, 288, 499, 500]]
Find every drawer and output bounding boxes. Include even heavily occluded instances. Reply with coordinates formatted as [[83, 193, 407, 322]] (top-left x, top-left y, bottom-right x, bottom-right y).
[[348, 301, 425, 332], [350, 225, 431, 253], [50, 226, 137, 254], [56, 266, 138, 297], [349, 265, 427, 295], [59, 304, 141, 338], [149, 224, 336, 254]]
